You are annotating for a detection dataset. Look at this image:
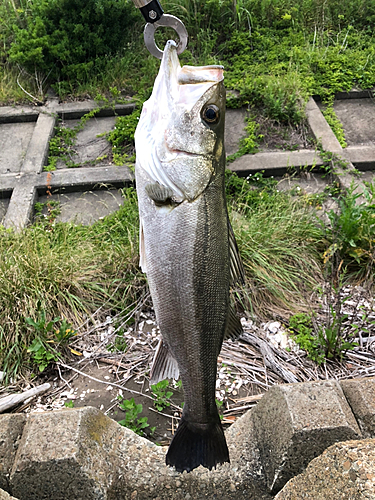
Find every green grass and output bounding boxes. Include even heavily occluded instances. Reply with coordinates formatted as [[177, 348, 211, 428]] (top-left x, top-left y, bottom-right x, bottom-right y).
[[0, 188, 145, 383], [226, 171, 323, 316]]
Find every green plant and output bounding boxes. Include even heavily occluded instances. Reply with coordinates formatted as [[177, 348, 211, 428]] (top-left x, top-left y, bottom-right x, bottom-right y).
[[107, 332, 127, 353], [151, 379, 174, 412], [289, 312, 324, 363], [25, 311, 77, 372], [0, 187, 145, 383], [322, 104, 347, 148], [64, 400, 75, 408], [323, 182, 375, 281], [117, 396, 155, 436], [226, 170, 323, 316], [106, 109, 141, 166], [227, 116, 263, 161], [27, 337, 59, 372], [7, 0, 140, 87]]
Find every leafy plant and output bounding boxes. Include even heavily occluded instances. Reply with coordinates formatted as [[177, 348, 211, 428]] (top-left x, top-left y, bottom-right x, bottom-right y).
[[323, 182, 375, 281], [27, 337, 59, 372], [322, 104, 347, 148], [117, 396, 155, 436], [64, 400, 75, 408], [25, 311, 77, 372], [151, 379, 174, 412], [107, 332, 127, 353]]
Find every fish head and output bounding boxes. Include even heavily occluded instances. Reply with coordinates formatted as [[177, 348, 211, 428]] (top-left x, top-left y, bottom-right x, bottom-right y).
[[135, 40, 225, 203]]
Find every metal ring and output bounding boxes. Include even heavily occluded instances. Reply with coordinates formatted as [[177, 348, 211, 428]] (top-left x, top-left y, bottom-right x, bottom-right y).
[[144, 14, 188, 59]]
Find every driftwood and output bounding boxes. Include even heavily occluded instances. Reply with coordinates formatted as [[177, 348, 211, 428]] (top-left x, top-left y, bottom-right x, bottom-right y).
[[241, 332, 299, 384], [0, 383, 51, 413]]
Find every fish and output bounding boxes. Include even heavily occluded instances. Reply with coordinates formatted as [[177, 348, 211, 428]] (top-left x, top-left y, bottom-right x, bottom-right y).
[[134, 40, 244, 473]]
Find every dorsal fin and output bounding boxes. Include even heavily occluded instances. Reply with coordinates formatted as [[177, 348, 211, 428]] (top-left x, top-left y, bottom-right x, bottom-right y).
[[224, 304, 243, 340], [228, 219, 245, 285]]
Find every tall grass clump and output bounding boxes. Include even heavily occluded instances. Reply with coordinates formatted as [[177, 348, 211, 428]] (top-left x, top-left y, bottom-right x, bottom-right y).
[[0, 188, 146, 383], [226, 171, 323, 316]]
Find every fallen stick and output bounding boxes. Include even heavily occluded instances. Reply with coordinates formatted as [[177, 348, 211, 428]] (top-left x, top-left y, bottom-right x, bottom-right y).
[[0, 383, 51, 413]]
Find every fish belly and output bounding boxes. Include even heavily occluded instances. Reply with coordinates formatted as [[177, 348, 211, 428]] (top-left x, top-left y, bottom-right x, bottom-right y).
[[136, 167, 230, 472]]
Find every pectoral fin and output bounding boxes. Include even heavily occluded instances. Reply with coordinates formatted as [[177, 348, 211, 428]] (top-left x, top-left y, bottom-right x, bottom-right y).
[[145, 182, 175, 205], [150, 338, 180, 385], [228, 219, 245, 285], [224, 305, 243, 340], [139, 217, 147, 273]]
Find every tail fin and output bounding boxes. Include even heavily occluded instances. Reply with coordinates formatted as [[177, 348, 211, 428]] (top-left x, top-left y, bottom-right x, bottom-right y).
[[166, 416, 229, 473]]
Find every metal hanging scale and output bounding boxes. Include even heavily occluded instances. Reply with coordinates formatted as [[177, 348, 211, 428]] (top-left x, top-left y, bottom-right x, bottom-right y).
[[132, 0, 188, 59]]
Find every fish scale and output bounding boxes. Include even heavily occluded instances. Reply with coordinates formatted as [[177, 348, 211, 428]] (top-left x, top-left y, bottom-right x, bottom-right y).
[[135, 40, 244, 472]]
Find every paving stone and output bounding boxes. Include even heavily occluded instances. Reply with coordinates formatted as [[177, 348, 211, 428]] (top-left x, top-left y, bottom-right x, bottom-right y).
[[37, 188, 125, 224], [251, 380, 362, 493], [0, 414, 26, 492], [340, 377, 375, 438], [56, 116, 116, 168], [0, 122, 35, 174], [274, 439, 375, 500], [10, 407, 122, 500], [225, 107, 247, 156], [334, 98, 375, 146]]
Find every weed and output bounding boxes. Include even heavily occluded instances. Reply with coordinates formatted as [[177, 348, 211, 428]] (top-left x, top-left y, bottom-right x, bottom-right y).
[[25, 310, 77, 372], [151, 379, 174, 412], [322, 104, 347, 148], [107, 332, 128, 353], [106, 108, 141, 166], [323, 182, 375, 281], [117, 396, 155, 436], [64, 400, 75, 408], [226, 170, 323, 316]]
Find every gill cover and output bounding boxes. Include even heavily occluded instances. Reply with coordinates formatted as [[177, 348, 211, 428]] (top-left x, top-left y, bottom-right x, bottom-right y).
[[134, 40, 225, 203]]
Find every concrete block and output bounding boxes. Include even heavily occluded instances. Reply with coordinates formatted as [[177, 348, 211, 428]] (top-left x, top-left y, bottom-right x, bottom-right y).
[[10, 407, 122, 500], [251, 380, 362, 493], [0, 488, 19, 500], [340, 377, 375, 438], [0, 414, 26, 492], [305, 97, 342, 153], [275, 439, 375, 500]]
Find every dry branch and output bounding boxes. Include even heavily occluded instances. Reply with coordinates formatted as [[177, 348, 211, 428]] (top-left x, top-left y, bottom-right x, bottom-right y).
[[0, 383, 51, 413]]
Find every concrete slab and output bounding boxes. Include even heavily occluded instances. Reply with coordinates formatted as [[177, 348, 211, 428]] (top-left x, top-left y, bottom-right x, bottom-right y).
[[340, 377, 375, 438], [37, 188, 125, 224], [251, 380, 362, 493], [0, 122, 35, 174], [334, 98, 375, 146], [0, 195, 10, 224], [10, 407, 122, 500], [230, 149, 322, 177], [305, 98, 342, 153], [0, 414, 26, 492], [56, 116, 116, 168], [225, 107, 248, 156]]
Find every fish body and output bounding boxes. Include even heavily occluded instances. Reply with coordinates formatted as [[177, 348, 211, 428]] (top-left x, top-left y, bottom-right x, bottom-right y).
[[134, 41, 243, 473]]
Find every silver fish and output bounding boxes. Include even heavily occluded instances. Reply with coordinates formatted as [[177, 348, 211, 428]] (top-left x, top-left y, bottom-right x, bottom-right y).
[[134, 40, 244, 473]]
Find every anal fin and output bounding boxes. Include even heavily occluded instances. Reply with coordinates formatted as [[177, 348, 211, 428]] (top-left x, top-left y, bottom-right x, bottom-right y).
[[150, 338, 180, 385]]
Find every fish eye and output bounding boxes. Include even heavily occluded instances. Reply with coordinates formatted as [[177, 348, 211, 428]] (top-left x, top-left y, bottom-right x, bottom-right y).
[[202, 105, 220, 124]]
